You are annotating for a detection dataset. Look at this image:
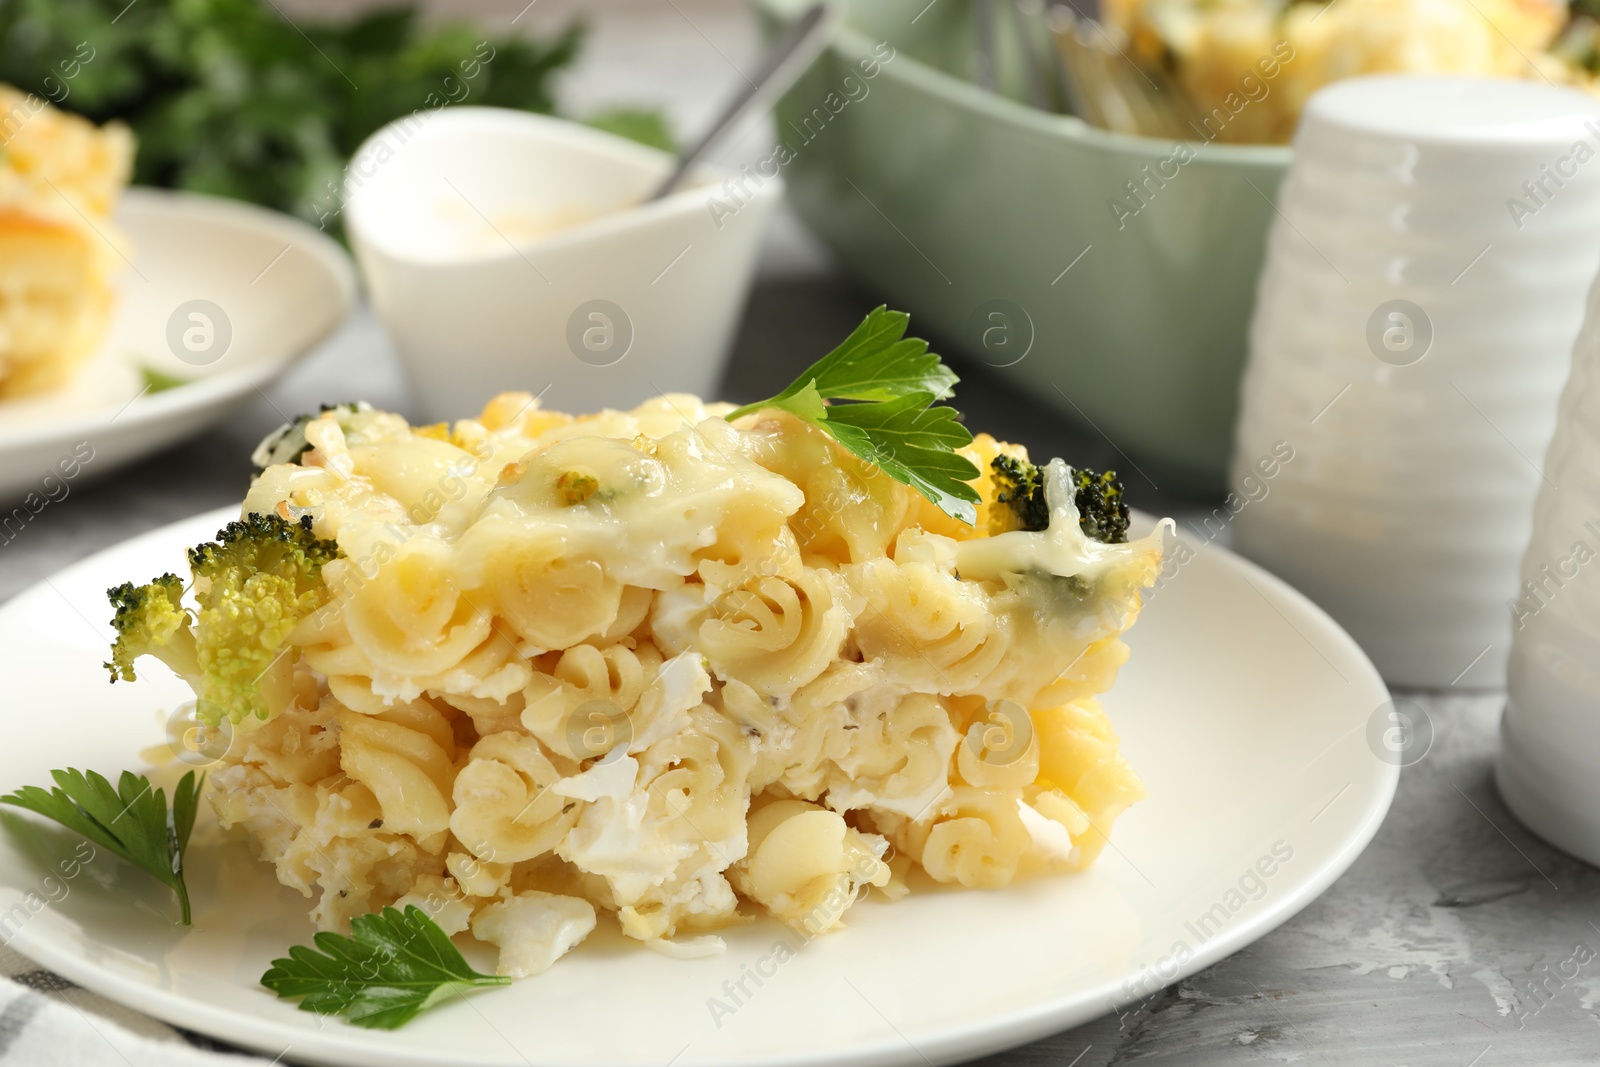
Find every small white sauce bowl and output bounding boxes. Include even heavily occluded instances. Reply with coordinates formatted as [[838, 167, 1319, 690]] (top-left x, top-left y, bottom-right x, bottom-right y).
[[345, 107, 781, 421]]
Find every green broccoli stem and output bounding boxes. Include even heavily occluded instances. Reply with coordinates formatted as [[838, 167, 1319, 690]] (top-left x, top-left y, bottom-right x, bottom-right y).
[[151, 627, 202, 686]]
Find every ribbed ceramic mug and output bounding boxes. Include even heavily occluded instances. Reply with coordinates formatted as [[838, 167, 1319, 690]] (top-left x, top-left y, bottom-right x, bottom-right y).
[[1500, 266, 1600, 864], [1229, 75, 1600, 688]]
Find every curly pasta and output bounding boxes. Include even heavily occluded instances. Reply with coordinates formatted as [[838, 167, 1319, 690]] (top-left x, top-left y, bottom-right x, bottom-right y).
[[654, 564, 855, 700], [826, 691, 959, 818], [337, 701, 458, 853], [457, 515, 628, 652], [899, 786, 1032, 889], [845, 554, 1012, 695], [451, 732, 579, 862], [196, 391, 1163, 978]]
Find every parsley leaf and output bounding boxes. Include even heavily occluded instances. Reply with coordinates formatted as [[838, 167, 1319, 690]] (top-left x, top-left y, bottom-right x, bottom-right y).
[[0, 769, 203, 924], [261, 905, 510, 1029], [726, 307, 982, 524], [750, 306, 959, 406]]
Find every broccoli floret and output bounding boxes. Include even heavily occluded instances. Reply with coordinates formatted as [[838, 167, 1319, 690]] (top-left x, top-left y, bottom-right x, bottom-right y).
[[988, 455, 1130, 544], [989, 454, 1050, 535], [185, 512, 342, 578], [108, 514, 342, 725], [106, 574, 200, 684], [1071, 468, 1130, 544], [251, 402, 369, 469]]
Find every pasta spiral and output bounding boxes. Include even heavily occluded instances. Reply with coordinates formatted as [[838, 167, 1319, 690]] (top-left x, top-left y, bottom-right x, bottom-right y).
[[451, 732, 580, 862], [826, 691, 959, 817], [654, 565, 855, 700], [903, 786, 1030, 889], [516, 641, 706, 761], [339, 537, 491, 677], [844, 556, 1011, 695], [457, 515, 628, 652], [746, 663, 876, 799], [337, 700, 458, 853], [639, 706, 756, 849]]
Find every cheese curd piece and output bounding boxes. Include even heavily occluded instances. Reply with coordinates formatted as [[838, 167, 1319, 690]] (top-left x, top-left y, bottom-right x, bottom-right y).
[[471, 891, 597, 978], [446, 852, 512, 897], [393, 875, 474, 936]]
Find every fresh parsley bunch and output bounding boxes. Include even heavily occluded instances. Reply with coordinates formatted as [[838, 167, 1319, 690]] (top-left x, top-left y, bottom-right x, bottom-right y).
[[0, 0, 630, 231]]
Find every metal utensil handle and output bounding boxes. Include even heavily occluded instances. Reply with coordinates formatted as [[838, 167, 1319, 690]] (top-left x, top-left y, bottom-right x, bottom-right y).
[[649, 2, 834, 201]]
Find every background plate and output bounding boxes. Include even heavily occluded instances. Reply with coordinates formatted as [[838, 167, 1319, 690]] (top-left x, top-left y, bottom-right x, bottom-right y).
[[0, 509, 1395, 1067], [0, 188, 356, 504]]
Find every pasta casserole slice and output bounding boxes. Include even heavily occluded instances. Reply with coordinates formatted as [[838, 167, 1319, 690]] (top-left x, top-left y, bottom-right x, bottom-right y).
[[0, 85, 133, 397], [1108, 0, 1579, 145], [107, 384, 1166, 978]]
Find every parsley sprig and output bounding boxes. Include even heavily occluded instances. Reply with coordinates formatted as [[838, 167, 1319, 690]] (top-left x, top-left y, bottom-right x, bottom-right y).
[[0, 769, 203, 924], [726, 306, 983, 524], [261, 906, 510, 1029]]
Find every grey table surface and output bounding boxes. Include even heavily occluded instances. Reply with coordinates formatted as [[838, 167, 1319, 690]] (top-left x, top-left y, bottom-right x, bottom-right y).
[[3, 1, 1599, 1063]]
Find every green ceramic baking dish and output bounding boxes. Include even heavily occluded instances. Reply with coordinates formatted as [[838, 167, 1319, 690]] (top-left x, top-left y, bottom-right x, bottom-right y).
[[749, 0, 1293, 489]]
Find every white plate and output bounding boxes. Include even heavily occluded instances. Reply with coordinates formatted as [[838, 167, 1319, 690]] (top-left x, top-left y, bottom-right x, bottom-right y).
[[0, 188, 356, 504], [0, 510, 1396, 1067]]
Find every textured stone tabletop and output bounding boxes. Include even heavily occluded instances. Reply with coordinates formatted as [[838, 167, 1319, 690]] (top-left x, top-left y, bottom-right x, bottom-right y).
[[2, 1, 1597, 1063]]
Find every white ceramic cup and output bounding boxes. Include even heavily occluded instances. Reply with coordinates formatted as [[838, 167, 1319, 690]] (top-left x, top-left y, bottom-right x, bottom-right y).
[[345, 108, 782, 422], [1229, 75, 1600, 688], [1500, 265, 1600, 865]]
